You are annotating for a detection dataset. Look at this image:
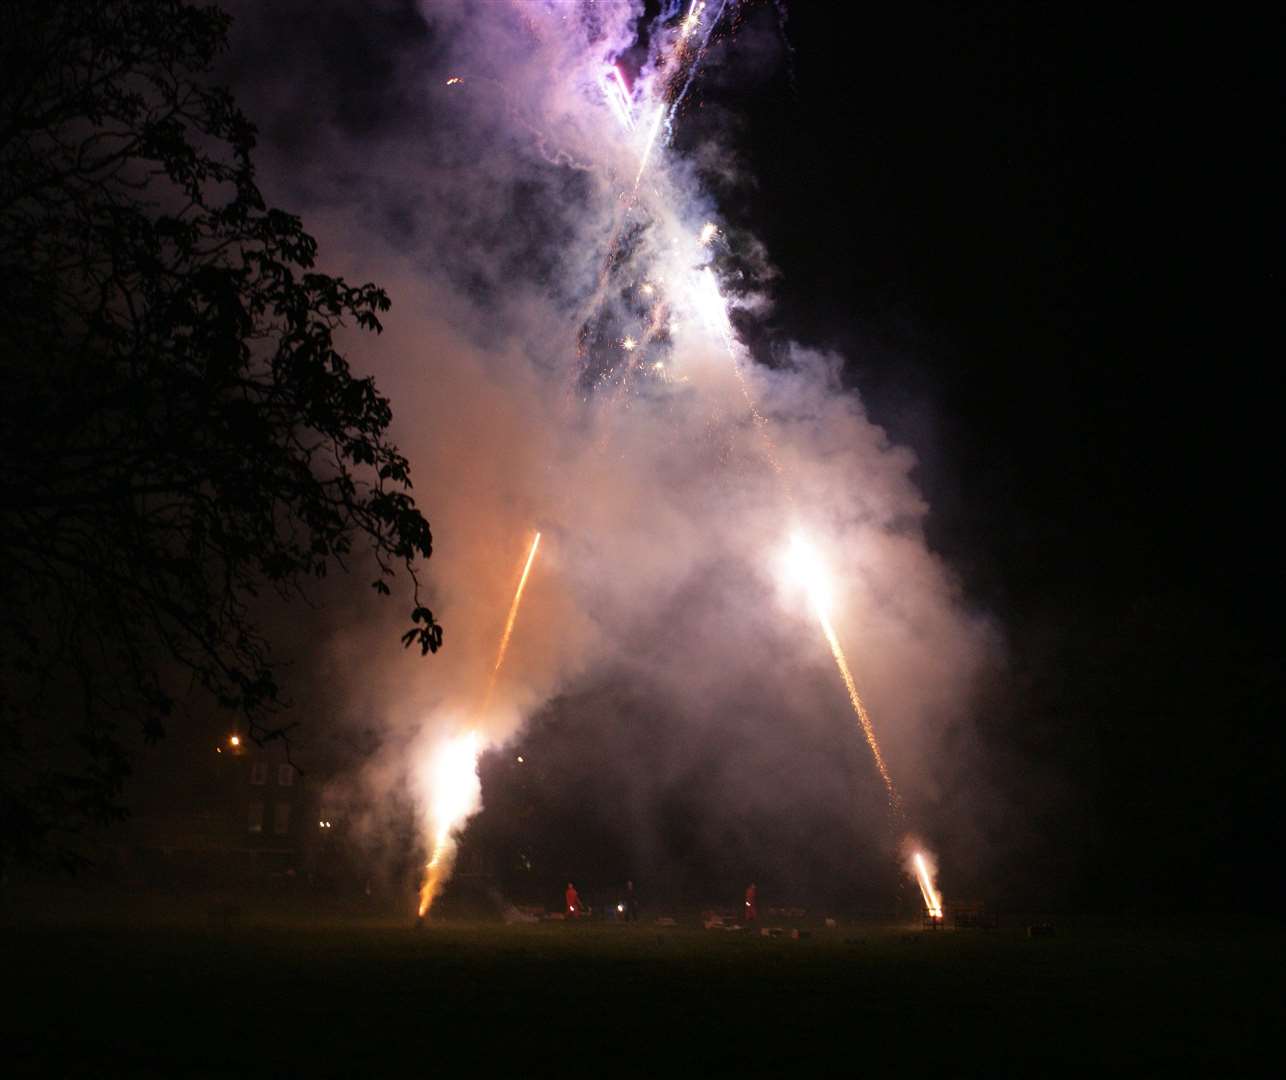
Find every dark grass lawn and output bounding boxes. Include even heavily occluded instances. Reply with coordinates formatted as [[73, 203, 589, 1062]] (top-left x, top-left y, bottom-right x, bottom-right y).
[[2, 901, 1279, 1076]]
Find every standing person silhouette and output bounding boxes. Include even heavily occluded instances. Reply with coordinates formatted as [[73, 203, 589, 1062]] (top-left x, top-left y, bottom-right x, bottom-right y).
[[744, 882, 758, 925], [565, 881, 582, 919]]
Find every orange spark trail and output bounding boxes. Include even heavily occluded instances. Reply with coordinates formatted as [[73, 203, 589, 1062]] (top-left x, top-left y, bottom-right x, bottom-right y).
[[418, 531, 543, 918], [481, 530, 542, 713], [790, 534, 899, 812], [816, 608, 901, 812], [704, 266, 896, 812]]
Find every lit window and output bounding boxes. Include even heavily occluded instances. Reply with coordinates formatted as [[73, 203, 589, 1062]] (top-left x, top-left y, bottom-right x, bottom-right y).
[[277, 764, 294, 787], [248, 801, 264, 833], [273, 802, 291, 835], [249, 762, 268, 786]]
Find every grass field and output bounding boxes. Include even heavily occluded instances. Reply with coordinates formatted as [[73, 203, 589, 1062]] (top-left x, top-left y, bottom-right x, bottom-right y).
[[2, 892, 1279, 1076]]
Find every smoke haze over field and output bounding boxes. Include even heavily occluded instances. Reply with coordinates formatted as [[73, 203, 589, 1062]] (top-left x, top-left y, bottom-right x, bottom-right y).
[[220, 1, 1000, 903]]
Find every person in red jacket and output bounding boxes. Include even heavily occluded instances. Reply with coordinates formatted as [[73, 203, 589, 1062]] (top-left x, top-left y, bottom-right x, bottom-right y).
[[744, 882, 758, 925], [565, 881, 582, 918]]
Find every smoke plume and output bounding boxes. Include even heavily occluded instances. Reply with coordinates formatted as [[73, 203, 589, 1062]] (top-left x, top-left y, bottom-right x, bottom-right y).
[[222, 0, 998, 906]]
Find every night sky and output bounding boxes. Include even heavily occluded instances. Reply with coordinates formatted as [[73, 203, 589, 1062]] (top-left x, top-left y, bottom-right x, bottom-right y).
[[216, 1, 1279, 912]]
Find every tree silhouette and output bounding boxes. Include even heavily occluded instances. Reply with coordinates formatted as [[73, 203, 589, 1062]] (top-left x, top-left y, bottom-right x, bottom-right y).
[[0, 0, 442, 864]]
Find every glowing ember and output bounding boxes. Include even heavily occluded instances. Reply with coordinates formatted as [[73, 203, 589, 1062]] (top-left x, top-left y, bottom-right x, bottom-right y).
[[445, 76, 462, 86], [681, 0, 706, 39], [913, 851, 944, 918], [622, 336, 637, 351], [698, 221, 718, 245]]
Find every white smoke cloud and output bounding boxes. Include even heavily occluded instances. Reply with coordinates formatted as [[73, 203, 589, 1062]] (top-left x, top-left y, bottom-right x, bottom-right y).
[[222, 0, 997, 903]]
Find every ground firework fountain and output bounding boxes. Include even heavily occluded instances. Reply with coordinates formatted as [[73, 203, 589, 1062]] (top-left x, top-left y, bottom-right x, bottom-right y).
[[913, 851, 944, 920], [411, 0, 959, 919], [417, 531, 542, 919]]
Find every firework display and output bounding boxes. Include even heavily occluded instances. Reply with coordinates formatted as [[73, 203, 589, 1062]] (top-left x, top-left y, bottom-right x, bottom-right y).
[[415, 0, 948, 921]]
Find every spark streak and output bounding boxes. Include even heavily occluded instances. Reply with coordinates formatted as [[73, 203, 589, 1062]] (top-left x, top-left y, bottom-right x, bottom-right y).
[[601, 66, 635, 131], [667, 0, 731, 122], [789, 534, 900, 810], [481, 530, 542, 712], [633, 105, 668, 188], [822, 620, 898, 807]]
